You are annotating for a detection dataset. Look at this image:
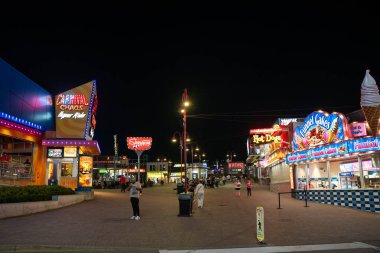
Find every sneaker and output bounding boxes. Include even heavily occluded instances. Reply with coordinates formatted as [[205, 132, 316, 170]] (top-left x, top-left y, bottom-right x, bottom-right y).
[[129, 216, 136, 220], [135, 216, 141, 220]]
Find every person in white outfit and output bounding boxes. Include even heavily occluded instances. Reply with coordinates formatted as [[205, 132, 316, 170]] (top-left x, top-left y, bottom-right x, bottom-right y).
[[194, 180, 205, 208]]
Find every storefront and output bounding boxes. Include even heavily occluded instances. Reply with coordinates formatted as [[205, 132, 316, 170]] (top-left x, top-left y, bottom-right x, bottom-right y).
[[0, 58, 54, 186], [42, 140, 101, 188], [42, 80, 100, 189], [286, 110, 380, 213]]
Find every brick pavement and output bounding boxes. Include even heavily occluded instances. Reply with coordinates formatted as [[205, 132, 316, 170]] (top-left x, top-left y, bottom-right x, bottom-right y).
[[0, 182, 379, 252]]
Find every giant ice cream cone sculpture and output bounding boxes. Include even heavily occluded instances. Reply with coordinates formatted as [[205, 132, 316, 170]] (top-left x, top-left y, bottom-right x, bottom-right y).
[[361, 69, 380, 136]]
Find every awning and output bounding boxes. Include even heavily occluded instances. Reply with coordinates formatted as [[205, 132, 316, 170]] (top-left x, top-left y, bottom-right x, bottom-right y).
[[42, 139, 101, 155], [246, 155, 260, 164]]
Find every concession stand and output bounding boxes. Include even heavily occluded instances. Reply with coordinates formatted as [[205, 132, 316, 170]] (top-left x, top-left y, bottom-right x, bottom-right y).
[[42, 80, 101, 189], [286, 110, 380, 213]]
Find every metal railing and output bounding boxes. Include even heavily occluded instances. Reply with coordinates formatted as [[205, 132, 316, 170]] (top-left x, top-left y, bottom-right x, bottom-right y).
[[277, 190, 309, 209], [0, 161, 34, 181]]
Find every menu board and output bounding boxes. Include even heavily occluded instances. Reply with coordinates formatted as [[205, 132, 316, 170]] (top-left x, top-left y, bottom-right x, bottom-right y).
[[48, 148, 63, 158], [79, 156, 93, 187], [64, 147, 77, 157]]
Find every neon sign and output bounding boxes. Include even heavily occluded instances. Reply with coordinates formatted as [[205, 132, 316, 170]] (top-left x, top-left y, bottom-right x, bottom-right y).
[[252, 134, 282, 144], [127, 137, 153, 151], [293, 111, 350, 151]]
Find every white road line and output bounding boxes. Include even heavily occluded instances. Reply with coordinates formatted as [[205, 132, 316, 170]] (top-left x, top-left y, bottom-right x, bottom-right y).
[[159, 242, 380, 253]]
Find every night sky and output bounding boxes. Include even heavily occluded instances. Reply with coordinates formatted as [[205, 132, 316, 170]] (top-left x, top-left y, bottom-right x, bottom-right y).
[[1, 2, 379, 163]]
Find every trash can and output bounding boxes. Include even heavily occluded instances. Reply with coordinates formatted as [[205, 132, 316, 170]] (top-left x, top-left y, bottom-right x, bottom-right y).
[[178, 193, 193, 217], [177, 183, 184, 194]]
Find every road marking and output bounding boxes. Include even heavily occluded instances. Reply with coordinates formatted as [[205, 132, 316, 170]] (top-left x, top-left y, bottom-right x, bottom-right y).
[[159, 242, 380, 253]]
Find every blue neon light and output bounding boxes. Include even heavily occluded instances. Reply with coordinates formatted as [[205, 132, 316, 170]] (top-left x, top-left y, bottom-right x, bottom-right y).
[[0, 111, 43, 131]]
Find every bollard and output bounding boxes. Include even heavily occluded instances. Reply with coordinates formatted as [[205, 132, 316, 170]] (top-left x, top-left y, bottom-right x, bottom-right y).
[[304, 189, 309, 207], [277, 193, 282, 209]]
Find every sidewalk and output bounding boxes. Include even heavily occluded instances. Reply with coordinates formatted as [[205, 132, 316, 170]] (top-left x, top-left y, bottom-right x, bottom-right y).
[[0, 183, 379, 252]]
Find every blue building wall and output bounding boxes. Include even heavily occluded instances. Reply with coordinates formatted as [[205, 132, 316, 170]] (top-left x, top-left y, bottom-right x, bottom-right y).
[[0, 58, 54, 130]]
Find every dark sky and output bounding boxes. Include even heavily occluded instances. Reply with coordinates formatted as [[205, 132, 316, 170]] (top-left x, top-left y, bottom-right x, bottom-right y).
[[1, 2, 379, 163]]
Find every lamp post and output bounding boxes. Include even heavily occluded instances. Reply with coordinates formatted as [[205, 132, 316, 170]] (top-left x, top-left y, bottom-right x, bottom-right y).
[[157, 157, 167, 183], [226, 151, 236, 162], [181, 89, 190, 191]]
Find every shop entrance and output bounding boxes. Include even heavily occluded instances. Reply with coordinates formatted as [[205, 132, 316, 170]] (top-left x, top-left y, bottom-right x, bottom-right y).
[[46, 158, 78, 188]]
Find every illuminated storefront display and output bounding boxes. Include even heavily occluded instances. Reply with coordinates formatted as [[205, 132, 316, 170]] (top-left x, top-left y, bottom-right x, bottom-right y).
[[286, 137, 380, 164], [64, 147, 77, 158], [79, 156, 93, 187], [48, 148, 64, 158]]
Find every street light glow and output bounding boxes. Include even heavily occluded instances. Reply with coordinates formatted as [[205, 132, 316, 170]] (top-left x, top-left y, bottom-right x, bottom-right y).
[[184, 101, 190, 107]]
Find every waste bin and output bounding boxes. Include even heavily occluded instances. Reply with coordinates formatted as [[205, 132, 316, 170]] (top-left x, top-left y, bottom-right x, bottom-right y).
[[177, 183, 184, 194], [178, 193, 193, 217]]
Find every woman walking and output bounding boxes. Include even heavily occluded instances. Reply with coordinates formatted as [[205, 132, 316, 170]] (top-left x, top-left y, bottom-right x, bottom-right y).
[[234, 179, 241, 197], [195, 180, 205, 208], [246, 179, 252, 197]]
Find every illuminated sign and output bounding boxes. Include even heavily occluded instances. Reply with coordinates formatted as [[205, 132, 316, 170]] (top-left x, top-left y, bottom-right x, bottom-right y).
[[127, 168, 146, 173], [276, 118, 304, 126], [55, 81, 97, 139], [48, 148, 63, 158], [252, 134, 282, 144], [292, 111, 350, 151], [79, 156, 93, 187], [228, 162, 244, 169], [286, 136, 380, 164], [348, 137, 379, 153], [250, 128, 278, 135], [64, 147, 77, 158], [127, 137, 152, 151], [350, 122, 367, 137]]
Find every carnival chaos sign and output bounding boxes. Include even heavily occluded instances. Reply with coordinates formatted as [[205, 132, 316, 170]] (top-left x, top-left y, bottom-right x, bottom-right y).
[[127, 137, 153, 151], [55, 81, 97, 139], [292, 111, 350, 151]]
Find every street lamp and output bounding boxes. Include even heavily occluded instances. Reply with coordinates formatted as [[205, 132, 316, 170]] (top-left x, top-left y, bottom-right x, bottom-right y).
[[226, 152, 236, 162], [181, 88, 190, 192], [172, 131, 190, 183]]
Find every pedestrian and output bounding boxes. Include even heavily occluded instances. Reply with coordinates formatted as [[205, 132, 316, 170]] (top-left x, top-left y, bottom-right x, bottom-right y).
[[127, 177, 142, 220], [234, 179, 241, 197], [120, 174, 126, 192], [194, 180, 205, 208], [222, 175, 226, 185], [246, 179, 252, 197]]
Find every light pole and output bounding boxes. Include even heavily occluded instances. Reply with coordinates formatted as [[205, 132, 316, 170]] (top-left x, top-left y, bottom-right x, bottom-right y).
[[157, 157, 167, 183], [172, 132, 190, 183], [226, 151, 236, 162], [181, 89, 190, 192]]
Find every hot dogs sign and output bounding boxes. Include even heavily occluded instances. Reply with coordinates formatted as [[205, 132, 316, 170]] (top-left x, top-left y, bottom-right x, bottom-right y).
[[293, 111, 351, 151]]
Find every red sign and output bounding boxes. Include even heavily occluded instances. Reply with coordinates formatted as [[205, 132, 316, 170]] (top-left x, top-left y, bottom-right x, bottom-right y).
[[228, 162, 244, 169], [127, 137, 152, 151], [250, 128, 277, 135]]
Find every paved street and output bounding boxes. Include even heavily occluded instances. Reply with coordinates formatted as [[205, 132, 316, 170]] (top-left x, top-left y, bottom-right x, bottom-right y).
[[0, 183, 379, 253]]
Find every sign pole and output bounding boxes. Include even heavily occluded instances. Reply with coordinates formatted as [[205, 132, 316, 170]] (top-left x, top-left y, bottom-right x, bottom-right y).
[[136, 150, 143, 182], [114, 134, 118, 181]]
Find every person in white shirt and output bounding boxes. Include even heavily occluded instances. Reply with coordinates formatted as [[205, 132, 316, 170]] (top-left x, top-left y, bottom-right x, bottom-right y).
[[127, 177, 142, 220], [194, 180, 205, 208]]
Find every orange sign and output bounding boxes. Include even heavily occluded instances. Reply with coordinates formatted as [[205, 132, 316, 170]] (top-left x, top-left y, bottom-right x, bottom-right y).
[[79, 156, 93, 187], [55, 81, 97, 140], [64, 147, 77, 157]]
